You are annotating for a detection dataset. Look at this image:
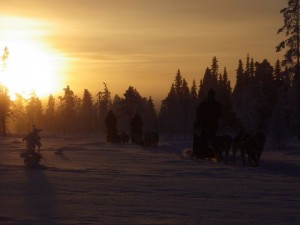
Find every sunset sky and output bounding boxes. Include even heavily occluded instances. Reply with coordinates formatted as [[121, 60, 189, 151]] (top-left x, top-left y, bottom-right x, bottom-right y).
[[0, 0, 286, 106]]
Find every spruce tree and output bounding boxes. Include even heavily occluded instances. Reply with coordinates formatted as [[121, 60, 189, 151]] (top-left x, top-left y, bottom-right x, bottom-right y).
[[45, 94, 56, 132], [174, 69, 183, 95], [277, 0, 300, 139], [12, 94, 26, 134], [269, 64, 291, 147], [60, 85, 76, 134], [218, 67, 233, 131], [233, 59, 259, 132], [25, 92, 43, 131], [96, 82, 112, 133], [254, 59, 275, 129], [144, 96, 158, 132], [198, 67, 212, 101], [81, 89, 94, 133], [210, 56, 219, 92], [159, 84, 176, 133], [0, 85, 11, 136]]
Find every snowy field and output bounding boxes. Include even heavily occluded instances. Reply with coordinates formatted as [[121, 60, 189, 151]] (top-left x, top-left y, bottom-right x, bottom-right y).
[[0, 134, 299, 225]]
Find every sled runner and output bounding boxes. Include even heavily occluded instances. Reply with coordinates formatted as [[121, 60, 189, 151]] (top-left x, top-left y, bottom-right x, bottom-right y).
[[20, 151, 42, 168], [193, 126, 220, 160]]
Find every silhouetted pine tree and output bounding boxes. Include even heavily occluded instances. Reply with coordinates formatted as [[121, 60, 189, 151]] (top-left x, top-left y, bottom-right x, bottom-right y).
[[45, 94, 56, 132], [233, 60, 244, 96], [65, 94, 81, 134], [174, 69, 183, 95], [218, 67, 234, 131], [190, 79, 198, 124], [111, 86, 146, 134], [269, 64, 292, 147], [190, 80, 198, 103], [245, 54, 251, 81], [159, 84, 176, 133], [277, 0, 300, 139], [0, 85, 12, 136], [181, 78, 192, 137], [123, 86, 144, 118], [159, 70, 183, 134], [96, 82, 112, 133], [198, 57, 219, 101], [74, 95, 82, 133], [211, 56, 219, 92], [11, 94, 26, 134], [144, 96, 158, 132], [159, 69, 194, 136], [198, 67, 212, 101], [232, 58, 259, 132], [254, 59, 276, 129], [60, 85, 76, 134], [81, 89, 94, 133], [25, 92, 43, 131]]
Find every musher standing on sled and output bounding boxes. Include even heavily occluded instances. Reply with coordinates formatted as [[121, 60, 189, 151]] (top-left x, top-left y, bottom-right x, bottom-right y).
[[193, 88, 222, 159], [23, 125, 42, 153], [21, 126, 43, 167]]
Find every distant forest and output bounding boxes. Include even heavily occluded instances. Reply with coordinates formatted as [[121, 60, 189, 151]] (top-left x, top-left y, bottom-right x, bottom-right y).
[[0, 55, 294, 146]]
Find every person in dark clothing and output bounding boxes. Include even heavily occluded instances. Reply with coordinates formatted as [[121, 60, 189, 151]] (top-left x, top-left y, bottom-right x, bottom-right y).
[[23, 125, 42, 153], [193, 88, 222, 159], [130, 112, 143, 144], [105, 110, 118, 143]]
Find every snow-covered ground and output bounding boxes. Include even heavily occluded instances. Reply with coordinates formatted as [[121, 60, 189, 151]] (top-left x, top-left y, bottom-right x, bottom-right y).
[[0, 134, 299, 225]]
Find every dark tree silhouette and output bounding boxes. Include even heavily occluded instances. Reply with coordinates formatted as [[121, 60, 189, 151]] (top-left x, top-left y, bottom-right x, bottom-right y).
[[159, 69, 194, 135], [159, 84, 176, 133], [210, 56, 219, 91], [277, 0, 300, 68], [144, 96, 158, 132], [277, 0, 300, 139], [81, 89, 94, 133], [122, 86, 144, 118], [198, 67, 212, 101], [254, 59, 276, 129], [269, 65, 292, 147], [217, 67, 234, 131], [95, 82, 112, 132], [0, 85, 12, 136], [74, 94, 82, 133], [45, 94, 56, 132], [232, 58, 259, 132], [60, 85, 76, 134], [190, 80, 198, 104], [198, 57, 219, 101], [12, 94, 26, 134], [25, 92, 43, 132], [0, 47, 10, 136], [110, 85, 156, 136]]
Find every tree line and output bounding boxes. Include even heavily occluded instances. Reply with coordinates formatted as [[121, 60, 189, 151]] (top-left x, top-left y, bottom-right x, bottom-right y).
[[0, 83, 158, 137], [0, 54, 295, 147], [160, 56, 294, 146], [0, 0, 299, 147]]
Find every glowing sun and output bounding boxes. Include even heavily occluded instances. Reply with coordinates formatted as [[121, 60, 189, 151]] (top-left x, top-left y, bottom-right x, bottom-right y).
[[0, 39, 62, 99]]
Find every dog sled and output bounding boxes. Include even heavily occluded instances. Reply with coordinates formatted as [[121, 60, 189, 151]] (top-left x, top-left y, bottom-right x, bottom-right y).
[[20, 151, 42, 168], [193, 127, 220, 161], [21, 126, 43, 168]]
